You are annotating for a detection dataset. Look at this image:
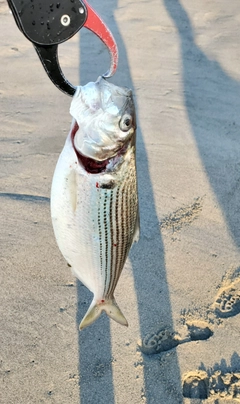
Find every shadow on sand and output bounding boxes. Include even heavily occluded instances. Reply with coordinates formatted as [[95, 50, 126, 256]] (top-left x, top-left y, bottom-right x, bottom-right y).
[[76, 1, 182, 403], [164, 0, 240, 247]]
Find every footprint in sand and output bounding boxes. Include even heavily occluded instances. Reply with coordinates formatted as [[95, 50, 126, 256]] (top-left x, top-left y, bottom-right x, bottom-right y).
[[214, 279, 240, 318], [139, 269, 240, 356], [182, 370, 209, 399], [139, 269, 240, 402], [139, 320, 213, 355], [183, 368, 240, 400], [181, 273, 240, 400], [139, 328, 180, 355]]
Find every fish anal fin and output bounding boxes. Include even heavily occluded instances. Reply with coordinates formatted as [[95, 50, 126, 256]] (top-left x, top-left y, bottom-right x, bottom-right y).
[[79, 297, 128, 330]]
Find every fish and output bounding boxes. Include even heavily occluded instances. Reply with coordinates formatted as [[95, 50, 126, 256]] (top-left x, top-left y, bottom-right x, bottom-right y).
[[50, 77, 139, 330]]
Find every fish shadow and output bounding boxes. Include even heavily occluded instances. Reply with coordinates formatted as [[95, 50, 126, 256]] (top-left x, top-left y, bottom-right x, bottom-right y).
[[76, 1, 182, 403]]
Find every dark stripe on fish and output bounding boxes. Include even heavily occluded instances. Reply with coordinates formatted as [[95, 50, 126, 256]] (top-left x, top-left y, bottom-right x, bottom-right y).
[[103, 191, 109, 295], [106, 186, 119, 298], [98, 196, 103, 278], [107, 182, 126, 298], [108, 190, 114, 296], [118, 182, 129, 290], [107, 169, 137, 296]]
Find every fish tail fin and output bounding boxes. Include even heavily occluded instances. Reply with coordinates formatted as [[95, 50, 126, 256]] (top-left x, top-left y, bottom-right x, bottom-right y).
[[79, 297, 128, 330], [103, 297, 128, 327], [79, 299, 102, 330]]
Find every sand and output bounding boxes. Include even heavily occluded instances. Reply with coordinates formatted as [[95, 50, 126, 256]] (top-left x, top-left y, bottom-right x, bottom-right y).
[[1, 0, 240, 403]]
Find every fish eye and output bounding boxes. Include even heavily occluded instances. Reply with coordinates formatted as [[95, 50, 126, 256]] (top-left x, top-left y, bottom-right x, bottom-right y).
[[119, 114, 133, 132]]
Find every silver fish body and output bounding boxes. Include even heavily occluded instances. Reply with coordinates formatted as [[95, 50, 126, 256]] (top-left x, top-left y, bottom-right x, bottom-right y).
[[51, 77, 139, 329]]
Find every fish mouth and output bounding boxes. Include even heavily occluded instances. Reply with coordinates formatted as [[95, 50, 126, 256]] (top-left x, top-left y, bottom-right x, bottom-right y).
[[71, 121, 129, 174]]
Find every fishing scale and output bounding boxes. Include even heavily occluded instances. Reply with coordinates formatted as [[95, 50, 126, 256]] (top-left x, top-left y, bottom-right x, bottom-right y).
[[7, 0, 118, 95]]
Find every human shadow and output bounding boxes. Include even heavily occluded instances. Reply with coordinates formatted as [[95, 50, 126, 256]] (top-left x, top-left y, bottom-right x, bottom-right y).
[[76, 1, 182, 403], [199, 351, 240, 375], [164, 0, 240, 247]]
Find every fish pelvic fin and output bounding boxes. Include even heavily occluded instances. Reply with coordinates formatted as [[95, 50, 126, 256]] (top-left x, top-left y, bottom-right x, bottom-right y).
[[79, 297, 128, 330]]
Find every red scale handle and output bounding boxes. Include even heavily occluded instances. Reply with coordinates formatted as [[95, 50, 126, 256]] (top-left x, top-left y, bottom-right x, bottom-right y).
[[84, 0, 118, 78]]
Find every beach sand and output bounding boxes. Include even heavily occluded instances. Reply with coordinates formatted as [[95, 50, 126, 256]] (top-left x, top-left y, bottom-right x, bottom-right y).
[[1, 0, 240, 402]]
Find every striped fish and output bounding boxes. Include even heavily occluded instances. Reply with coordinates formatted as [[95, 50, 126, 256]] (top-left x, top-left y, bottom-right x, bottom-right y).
[[51, 77, 139, 330]]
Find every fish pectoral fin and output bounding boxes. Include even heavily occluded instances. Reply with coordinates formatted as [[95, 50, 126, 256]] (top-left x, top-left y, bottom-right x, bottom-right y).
[[79, 297, 128, 330], [67, 169, 77, 212]]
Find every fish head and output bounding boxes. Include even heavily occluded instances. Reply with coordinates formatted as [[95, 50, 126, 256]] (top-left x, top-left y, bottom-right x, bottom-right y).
[[70, 77, 136, 162]]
